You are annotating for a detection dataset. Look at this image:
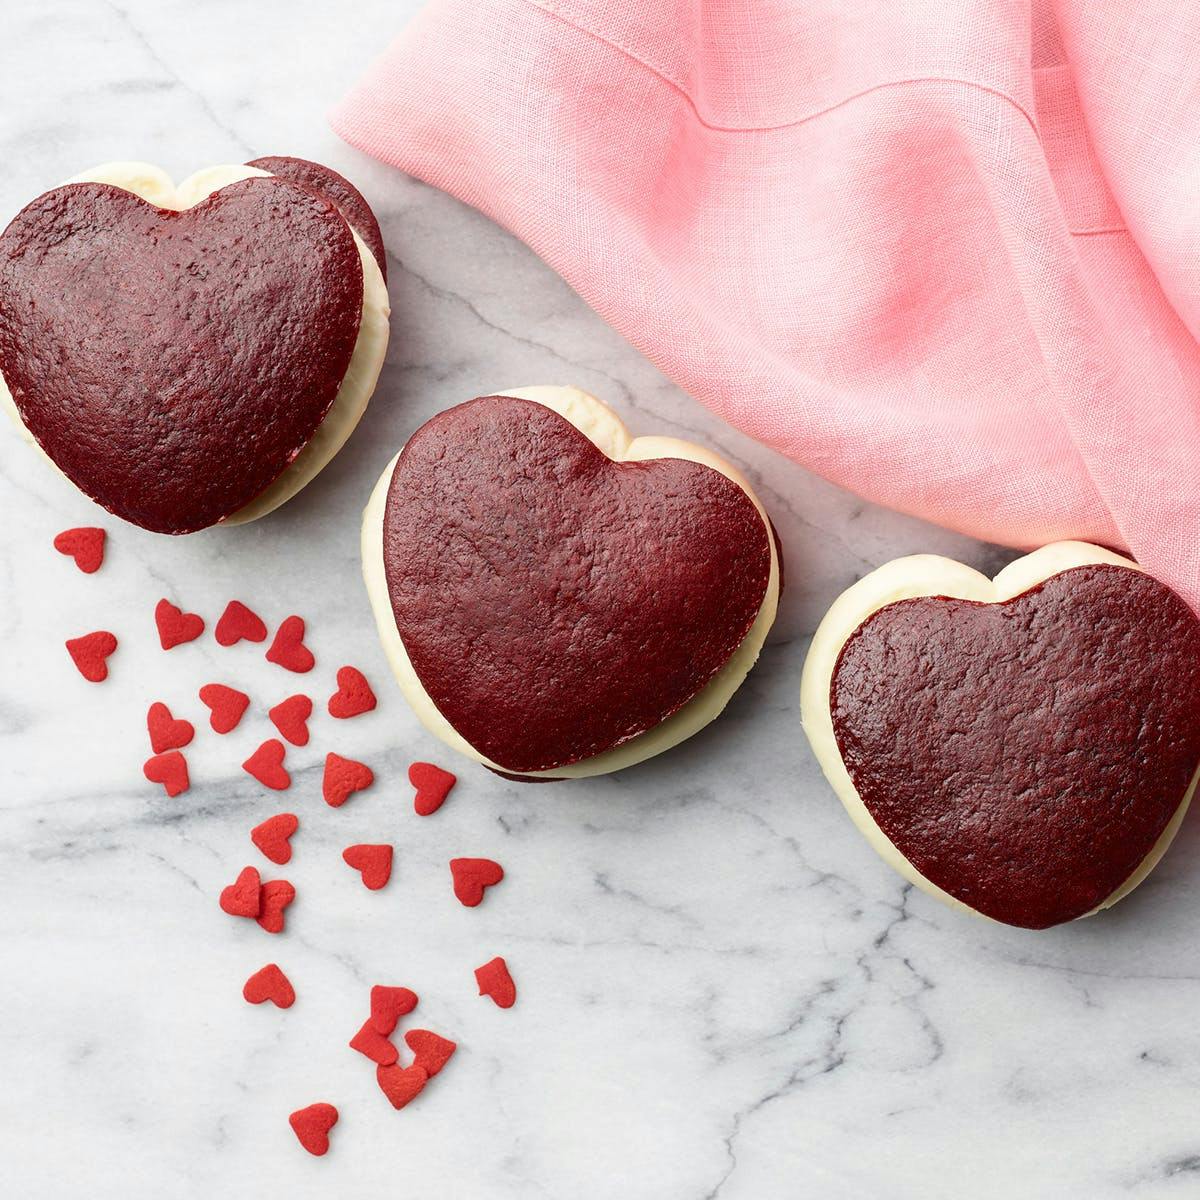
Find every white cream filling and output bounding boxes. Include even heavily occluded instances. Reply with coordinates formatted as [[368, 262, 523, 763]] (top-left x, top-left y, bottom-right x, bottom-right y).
[[800, 541, 1200, 922], [1, 161, 390, 527], [362, 386, 781, 779]]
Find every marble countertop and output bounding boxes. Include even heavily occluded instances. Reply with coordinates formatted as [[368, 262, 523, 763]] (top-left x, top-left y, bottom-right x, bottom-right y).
[[2, 3, 1198, 1197]]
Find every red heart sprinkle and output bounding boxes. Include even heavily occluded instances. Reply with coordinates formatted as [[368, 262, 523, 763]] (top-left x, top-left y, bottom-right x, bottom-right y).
[[268, 694, 312, 746], [350, 1018, 399, 1066], [289, 1103, 337, 1156], [328, 666, 376, 719], [404, 1029, 456, 1076], [244, 739, 290, 790], [449, 858, 504, 907], [219, 866, 262, 918], [256, 878, 295, 934], [243, 962, 295, 1008], [376, 1062, 428, 1110], [475, 956, 516, 1008], [251, 812, 298, 865], [155, 599, 204, 650], [53, 526, 105, 574], [198, 683, 250, 734], [266, 615, 314, 673], [322, 753, 374, 808], [215, 600, 267, 646], [370, 986, 419, 1036], [342, 844, 393, 891], [409, 761, 456, 816], [143, 750, 189, 797], [66, 631, 117, 682], [146, 701, 194, 754]]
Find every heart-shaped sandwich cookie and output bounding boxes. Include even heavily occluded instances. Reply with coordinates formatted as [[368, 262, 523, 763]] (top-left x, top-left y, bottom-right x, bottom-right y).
[[0, 158, 390, 533], [801, 542, 1200, 929], [362, 387, 780, 778]]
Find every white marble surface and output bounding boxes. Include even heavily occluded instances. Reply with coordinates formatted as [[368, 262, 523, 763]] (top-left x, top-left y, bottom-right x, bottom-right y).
[[2, 3, 1199, 1197]]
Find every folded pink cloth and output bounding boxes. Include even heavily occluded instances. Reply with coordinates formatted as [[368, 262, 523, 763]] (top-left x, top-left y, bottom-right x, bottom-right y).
[[333, 0, 1200, 611]]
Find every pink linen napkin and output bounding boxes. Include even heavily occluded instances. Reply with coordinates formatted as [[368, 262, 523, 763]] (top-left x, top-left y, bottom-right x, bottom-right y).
[[332, 0, 1200, 611]]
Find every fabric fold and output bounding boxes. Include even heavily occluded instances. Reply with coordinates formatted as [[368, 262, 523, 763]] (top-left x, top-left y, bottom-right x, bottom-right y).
[[333, 0, 1200, 611]]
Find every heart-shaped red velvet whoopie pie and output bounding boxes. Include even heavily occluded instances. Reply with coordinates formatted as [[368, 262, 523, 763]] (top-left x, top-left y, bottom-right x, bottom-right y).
[[829, 564, 1200, 929], [381, 396, 773, 774], [0, 169, 365, 533]]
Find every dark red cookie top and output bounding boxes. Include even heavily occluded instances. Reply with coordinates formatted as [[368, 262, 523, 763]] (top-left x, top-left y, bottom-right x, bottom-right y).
[[0, 177, 362, 533], [248, 156, 387, 282], [831, 564, 1200, 929], [383, 396, 773, 773]]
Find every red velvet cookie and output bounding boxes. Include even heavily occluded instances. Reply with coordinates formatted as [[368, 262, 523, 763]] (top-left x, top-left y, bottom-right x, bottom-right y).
[[247, 156, 387, 282], [365, 389, 778, 777], [802, 545, 1200, 929], [0, 160, 388, 533]]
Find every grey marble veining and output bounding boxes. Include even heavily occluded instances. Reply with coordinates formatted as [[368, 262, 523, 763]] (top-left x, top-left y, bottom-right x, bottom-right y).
[[2, 3, 1199, 1197]]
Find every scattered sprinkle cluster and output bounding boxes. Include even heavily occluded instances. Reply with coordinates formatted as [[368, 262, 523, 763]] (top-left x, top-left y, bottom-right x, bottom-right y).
[[55, 525, 517, 1157]]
